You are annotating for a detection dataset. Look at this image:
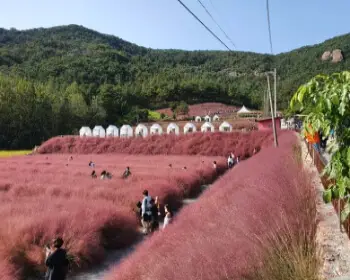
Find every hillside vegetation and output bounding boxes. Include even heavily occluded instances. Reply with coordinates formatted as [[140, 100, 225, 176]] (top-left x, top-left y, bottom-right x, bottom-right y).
[[0, 25, 349, 148]]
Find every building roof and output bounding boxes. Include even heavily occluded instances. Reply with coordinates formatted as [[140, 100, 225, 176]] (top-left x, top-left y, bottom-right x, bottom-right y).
[[257, 117, 282, 122]]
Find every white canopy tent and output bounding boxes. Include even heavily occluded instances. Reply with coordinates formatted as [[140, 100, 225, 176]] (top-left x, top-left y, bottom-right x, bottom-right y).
[[150, 123, 163, 135], [135, 124, 149, 138], [106, 125, 119, 137], [237, 105, 251, 114], [167, 123, 180, 135], [120, 125, 133, 138], [213, 115, 220, 121], [79, 126, 92, 137], [204, 115, 211, 122], [219, 121, 233, 132], [195, 116, 202, 122], [184, 122, 197, 134], [92, 126, 106, 138], [201, 122, 215, 132]]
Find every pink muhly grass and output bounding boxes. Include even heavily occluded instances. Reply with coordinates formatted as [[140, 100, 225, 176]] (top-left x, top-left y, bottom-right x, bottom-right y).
[[104, 132, 318, 280], [0, 154, 224, 279], [38, 131, 275, 157]]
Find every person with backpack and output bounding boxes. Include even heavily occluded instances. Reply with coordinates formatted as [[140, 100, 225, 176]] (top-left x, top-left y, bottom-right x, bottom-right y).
[[141, 190, 152, 234], [45, 237, 69, 280]]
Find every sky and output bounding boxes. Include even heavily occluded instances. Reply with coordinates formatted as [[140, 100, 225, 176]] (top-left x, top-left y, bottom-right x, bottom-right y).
[[1, 0, 349, 54]]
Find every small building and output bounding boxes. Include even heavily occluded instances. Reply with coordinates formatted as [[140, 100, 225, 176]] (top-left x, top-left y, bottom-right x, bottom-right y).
[[150, 123, 163, 135], [135, 124, 148, 138], [219, 121, 232, 132], [195, 116, 202, 122], [120, 125, 133, 138], [79, 126, 92, 137], [92, 126, 106, 138], [106, 125, 119, 137], [184, 122, 197, 134], [257, 117, 282, 131], [201, 122, 215, 132], [167, 123, 180, 135]]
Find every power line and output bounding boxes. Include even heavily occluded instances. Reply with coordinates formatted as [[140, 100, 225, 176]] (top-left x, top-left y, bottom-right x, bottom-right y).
[[175, 0, 232, 51], [266, 0, 273, 54], [196, 0, 236, 49]]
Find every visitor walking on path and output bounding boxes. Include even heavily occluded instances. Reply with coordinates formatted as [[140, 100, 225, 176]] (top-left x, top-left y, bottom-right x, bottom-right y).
[[150, 198, 159, 232], [227, 155, 234, 169], [141, 190, 152, 234], [45, 237, 69, 280]]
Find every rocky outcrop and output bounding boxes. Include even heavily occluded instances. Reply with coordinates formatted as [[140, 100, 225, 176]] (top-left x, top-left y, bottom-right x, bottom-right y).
[[332, 49, 343, 63], [322, 51, 332, 61], [321, 49, 344, 63]]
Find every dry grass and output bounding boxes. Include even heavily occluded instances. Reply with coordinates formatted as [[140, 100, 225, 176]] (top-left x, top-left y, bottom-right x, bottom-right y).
[[0, 151, 31, 157]]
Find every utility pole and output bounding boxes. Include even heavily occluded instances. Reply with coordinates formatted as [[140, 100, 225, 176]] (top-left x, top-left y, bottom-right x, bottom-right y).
[[266, 73, 278, 147], [273, 68, 277, 117]]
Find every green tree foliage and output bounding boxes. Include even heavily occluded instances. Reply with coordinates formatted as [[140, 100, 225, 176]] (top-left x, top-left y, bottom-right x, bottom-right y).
[[0, 25, 349, 148], [290, 71, 350, 221]]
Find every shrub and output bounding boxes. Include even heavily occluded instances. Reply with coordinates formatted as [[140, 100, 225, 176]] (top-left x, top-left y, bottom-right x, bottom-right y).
[[0, 154, 224, 279], [38, 131, 274, 157], [104, 132, 320, 280]]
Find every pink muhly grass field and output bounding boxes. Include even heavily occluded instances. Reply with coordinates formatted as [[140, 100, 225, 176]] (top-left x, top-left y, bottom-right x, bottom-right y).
[[104, 132, 316, 280], [38, 131, 273, 157], [0, 154, 224, 280]]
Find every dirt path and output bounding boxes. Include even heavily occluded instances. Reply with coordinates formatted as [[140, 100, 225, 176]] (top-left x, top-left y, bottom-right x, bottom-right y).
[[301, 139, 350, 279]]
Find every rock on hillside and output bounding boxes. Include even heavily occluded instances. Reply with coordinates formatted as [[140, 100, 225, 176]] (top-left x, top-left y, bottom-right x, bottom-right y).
[[321, 51, 332, 61], [332, 49, 344, 63]]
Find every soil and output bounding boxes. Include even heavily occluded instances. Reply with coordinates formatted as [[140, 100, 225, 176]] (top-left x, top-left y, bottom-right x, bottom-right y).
[[301, 139, 350, 279]]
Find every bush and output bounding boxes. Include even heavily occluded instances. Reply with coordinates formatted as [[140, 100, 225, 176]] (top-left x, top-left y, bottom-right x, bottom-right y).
[[0, 154, 225, 279], [104, 132, 320, 280], [38, 131, 275, 157]]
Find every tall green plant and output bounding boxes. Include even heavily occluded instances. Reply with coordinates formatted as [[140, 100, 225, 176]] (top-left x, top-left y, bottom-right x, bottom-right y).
[[290, 71, 350, 222]]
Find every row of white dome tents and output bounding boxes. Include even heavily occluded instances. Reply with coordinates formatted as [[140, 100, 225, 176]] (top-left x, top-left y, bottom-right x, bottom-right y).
[[195, 115, 220, 122], [79, 122, 233, 138]]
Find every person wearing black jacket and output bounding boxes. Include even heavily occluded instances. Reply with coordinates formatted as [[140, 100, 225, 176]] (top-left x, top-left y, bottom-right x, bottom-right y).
[[45, 237, 69, 280], [150, 198, 159, 232]]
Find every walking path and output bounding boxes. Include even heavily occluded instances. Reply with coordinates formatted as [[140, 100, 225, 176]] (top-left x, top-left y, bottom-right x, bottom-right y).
[[65, 185, 208, 280], [301, 139, 350, 279]]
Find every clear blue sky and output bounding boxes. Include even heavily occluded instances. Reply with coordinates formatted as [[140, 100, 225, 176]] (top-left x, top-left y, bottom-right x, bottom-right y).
[[1, 0, 349, 54]]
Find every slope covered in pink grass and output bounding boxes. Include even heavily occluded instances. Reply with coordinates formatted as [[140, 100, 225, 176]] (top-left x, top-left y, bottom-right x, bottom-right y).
[[0, 154, 225, 280], [38, 131, 273, 157], [104, 132, 315, 280]]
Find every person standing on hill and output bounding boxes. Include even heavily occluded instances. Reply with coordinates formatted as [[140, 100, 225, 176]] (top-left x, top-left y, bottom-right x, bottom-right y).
[[227, 155, 234, 169], [163, 204, 173, 229], [150, 198, 159, 232], [45, 237, 69, 280]]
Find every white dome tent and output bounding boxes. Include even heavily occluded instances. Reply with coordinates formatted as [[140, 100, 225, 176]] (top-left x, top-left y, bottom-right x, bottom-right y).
[[213, 114, 220, 121], [79, 126, 92, 137], [167, 123, 180, 135], [219, 121, 233, 132], [150, 123, 163, 135], [201, 122, 215, 132], [184, 122, 197, 134], [92, 126, 106, 138], [106, 125, 119, 137], [195, 116, 202, 122], [135, 124, 149, 138], [204, 115, 211, 122], [237, 105, 251, 114], [120, 125, 133, 138]]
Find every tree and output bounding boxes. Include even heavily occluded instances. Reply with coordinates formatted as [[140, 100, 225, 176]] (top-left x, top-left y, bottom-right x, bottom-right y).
[[290, 71, 350, 221]]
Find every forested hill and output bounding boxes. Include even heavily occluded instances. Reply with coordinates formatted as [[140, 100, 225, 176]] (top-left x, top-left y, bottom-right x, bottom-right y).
[[0, 24, 349, 149]]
